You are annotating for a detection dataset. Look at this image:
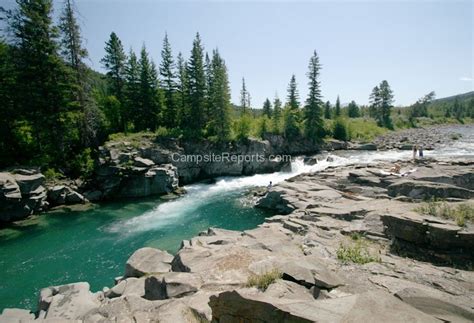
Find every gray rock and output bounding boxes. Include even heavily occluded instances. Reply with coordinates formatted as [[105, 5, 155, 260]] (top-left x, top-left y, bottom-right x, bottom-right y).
[[395, 287, 474, 322], [40, 282, 100, 320], [387, 180, 474, 200], [117, 164, 179, 198], [0, 308, 34, 323], [124, 247, 173, 278], [264, 279, 315, 301], [105, 277, 146, 298], [65, 190, 87, 204], [144, 272, 203, 300], [0, 171, 48, 222], [209, 290, 438, 323], [255, 190, 296, 214], [134, 157, 155, 167]]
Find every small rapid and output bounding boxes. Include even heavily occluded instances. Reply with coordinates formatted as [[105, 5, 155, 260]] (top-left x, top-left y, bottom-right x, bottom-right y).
[[107, 149, 413, 234]]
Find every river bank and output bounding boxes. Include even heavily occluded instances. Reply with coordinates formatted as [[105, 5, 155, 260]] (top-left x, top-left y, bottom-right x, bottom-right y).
[[1, 124, 470, 224]]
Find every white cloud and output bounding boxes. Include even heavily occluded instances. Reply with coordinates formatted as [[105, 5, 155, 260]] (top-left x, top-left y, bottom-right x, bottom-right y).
[[459, 76, 473, 81]]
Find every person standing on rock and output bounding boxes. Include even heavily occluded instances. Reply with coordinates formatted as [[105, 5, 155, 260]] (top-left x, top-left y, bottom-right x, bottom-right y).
[[412, 145, 418, 160], [419, 146, 424, 158]]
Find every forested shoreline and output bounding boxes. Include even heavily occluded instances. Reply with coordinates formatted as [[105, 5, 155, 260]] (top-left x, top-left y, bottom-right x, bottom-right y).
[[1, 0, 473, 178]]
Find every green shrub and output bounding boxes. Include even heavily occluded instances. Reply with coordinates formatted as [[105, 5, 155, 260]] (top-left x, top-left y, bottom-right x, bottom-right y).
[[155, 126, 182, 139], [246, 269, 282, 291], [233, 113, 253, 140], [332, 118, 348, 141], [344, 118, 387, 141], [415, 202, 474, 227], [256, 115, 272, 139], [337, 238, 380, 264], [282, 108, 301, 139], [67, 148, 95, 179], [43, 168, 64, 181]]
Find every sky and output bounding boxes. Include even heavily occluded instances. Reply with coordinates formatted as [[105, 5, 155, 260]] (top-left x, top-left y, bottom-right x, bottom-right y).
[[2, 0, 473, 107]]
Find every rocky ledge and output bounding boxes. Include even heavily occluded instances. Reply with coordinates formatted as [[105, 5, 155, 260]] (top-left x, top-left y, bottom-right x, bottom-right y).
[[372, 125, 467, 150], [2, 157, 473, 322]]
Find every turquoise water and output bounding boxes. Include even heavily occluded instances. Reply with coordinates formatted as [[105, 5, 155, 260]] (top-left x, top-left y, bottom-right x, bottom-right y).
[[0, 185, 270, 312]]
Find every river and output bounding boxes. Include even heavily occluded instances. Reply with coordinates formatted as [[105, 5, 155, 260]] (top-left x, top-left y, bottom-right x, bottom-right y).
[[0, 125, 472, 312]]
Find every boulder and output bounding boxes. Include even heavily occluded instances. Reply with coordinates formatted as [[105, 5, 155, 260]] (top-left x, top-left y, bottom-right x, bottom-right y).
[[0, 308, 34, 323], [48, 185, 87, 205], [13, 172, 45, 193], [0, 170, 48, 222], [303, 156, 318, 166], [144, 272, 203, 300], [117, 164, 179, 198], [255, 190, 296, 214], [105, 277, 146, 298], [264, 279, 315, 301], [387, 180, 473, 200], [39, 282, 101, 320], [125, 247, 173, 278]]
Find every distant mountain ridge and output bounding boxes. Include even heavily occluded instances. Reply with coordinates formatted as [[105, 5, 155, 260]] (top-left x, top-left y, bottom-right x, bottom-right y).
[[431, 91, 473, 105]]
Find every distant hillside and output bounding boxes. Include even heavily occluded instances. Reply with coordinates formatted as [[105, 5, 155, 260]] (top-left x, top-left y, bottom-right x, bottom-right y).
[[430, 91, 474, 106]]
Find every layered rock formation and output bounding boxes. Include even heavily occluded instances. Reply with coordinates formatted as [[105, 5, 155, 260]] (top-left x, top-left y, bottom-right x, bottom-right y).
[[0, 169, 48, 222], [2, 157, 473, 322]]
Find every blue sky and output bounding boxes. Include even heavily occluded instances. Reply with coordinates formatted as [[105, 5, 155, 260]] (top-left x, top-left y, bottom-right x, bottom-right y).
[[3, 0, 473, 107]]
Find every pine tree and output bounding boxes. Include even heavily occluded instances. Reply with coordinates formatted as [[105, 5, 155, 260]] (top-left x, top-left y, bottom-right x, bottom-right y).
[[262, 98, 272, 118], [59, 0, 103, 147], [369, 86, 381, 119], [324, 101, 331, 119], [347, 100, 360, 118], [304, 51, 324, 141], [101, 32, 127, 130], [9, 0, 76, 166], [469, 98, 474, 118], [409, 91, 435, 119], [159, 33, 178, 128], [134, 45, 159, 131], [59, 0, 87, 74], [452, 97, 463, 121], [287, 74, 300, 110], [272, 95, 282, 133], [378, 80, 394, 128], [204, 52, 212, 123], [185, 33, 206, 135], [334, 95, 341, 117], [124, 49, 140, 130], [0, 40, 19, 166], [240, 77, 251, 114], [206, 49, 231, 140], [176, 52, 188, 129]]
